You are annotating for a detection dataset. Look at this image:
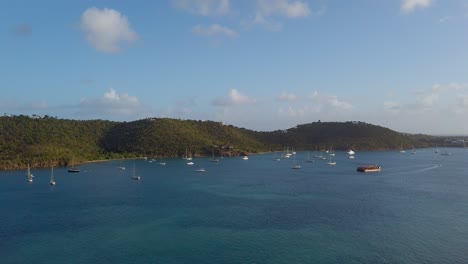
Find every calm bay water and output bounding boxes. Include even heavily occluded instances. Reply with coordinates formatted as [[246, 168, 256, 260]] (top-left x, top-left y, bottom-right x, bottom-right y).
[[1, 149, 467, 264]]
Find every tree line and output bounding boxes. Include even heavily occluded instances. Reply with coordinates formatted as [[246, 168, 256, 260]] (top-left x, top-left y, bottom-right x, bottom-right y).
[[0, 115, 436, 170]]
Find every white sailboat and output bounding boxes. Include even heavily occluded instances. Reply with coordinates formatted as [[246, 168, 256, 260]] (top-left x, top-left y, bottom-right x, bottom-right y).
[[131, 163, 140, 180], [157, 155, 166, 166], [242, 156, 249, 160], [305, 151, 314, 163], [435, 144, 439, 153], [313, 145, 322, 159], [291, 154, 301, 169], [210, 149, 219, 162], [118, 161, 126, 170], [284, 147, 292, 158], [50, 166, 56, 186], [274, 152, 281, 161], [399, 144, 406, 153], [183, 148, 192, 161], [327, 155, 336, 166], [27, 163, 33, 183], [320, 153, 327, 160]]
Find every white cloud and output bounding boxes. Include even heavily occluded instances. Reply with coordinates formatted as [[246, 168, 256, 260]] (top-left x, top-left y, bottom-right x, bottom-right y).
[[163, 96, 201, 119], [172, 0, 230, 16], [449, 82, 468, 91], [438, 16, 451, 23], [277, 91, 353, 119], [242, 13, 283, 32], [457, 94, 468, 109], [401, 0, 432, 13], [277, 92, 298, 102], [408, 82, 468, 111], [213, 89, 257, 106], [257, 0, 311, 18], [277, 105, 310, 117], [192, 24, 239, 38], [328, 95, 353, 110], [79, 88, 142, 116], [309, 91, 354, 110], [366, 82, 468, 134], [242, 0, 323, 32], [418, 92, 439, 108], [383, 101, 401, 113], [80, 7, 138, 53]]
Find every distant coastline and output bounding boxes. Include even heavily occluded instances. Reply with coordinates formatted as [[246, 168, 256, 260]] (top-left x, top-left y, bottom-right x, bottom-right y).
[[1, 115, 466, 171]]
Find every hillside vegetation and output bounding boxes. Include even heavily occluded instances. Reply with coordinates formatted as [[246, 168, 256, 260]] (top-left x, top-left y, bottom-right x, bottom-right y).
[[0, 116, 435, 170], [255, 121, 425, 151]]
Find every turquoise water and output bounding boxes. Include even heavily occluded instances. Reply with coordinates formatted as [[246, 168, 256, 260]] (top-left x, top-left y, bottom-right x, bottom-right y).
[[1, 149, 468, 263]]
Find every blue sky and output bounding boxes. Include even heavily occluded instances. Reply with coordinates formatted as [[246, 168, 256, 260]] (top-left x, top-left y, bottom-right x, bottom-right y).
[[1, 0, 468, 134]]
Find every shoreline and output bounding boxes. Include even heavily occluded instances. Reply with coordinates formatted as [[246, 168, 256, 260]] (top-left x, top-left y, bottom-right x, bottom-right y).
[[0, 147, 454, 172]]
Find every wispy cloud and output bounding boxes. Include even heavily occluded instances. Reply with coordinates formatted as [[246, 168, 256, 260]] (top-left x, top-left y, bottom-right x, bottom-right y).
[[383, 82, 468, 114], [80, 7, 138, 53], [383, 101, 401, 113], [256, 0, 311, 18], [248, 13, 283, 31], [377, 82, 468, 133], [192, 24, 238, 38], [172, 0, 230, 16], [438, 16, 451, 23], [1, 89, 150, 120], [11, 24, 32, 36], [166, 96, 198, 117], [78, 88, 143, 117], [401, 0, 432, 14], [457, 94, 468, 109], [277, 105, 311, 117], [245, 0, 321, 31], [274, 91, 354, 128], [276, 92, 299, 102], [309, 91, 354, 111], [213, 89, 257, 106]]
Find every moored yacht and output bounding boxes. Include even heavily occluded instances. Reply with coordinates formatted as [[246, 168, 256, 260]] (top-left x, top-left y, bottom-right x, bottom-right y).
[[50, 166, 56, 185], [131, 163, 140, 180], [27, 164, 33, 183]]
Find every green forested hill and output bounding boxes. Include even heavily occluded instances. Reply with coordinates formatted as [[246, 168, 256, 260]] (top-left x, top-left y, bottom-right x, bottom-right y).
[[100, 118, 268, 157], [254, 121, 428, 151], [0, 116, 434, 170], [0, 115, 116, 169]]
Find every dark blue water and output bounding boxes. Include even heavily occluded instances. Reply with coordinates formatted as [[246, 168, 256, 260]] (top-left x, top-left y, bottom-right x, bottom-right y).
[[1, 149, 467, 264]]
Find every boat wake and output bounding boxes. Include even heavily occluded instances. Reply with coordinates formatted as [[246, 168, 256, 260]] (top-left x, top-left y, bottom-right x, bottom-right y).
[[416, 164, 442, 173], [383, 164, 442, 176]]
